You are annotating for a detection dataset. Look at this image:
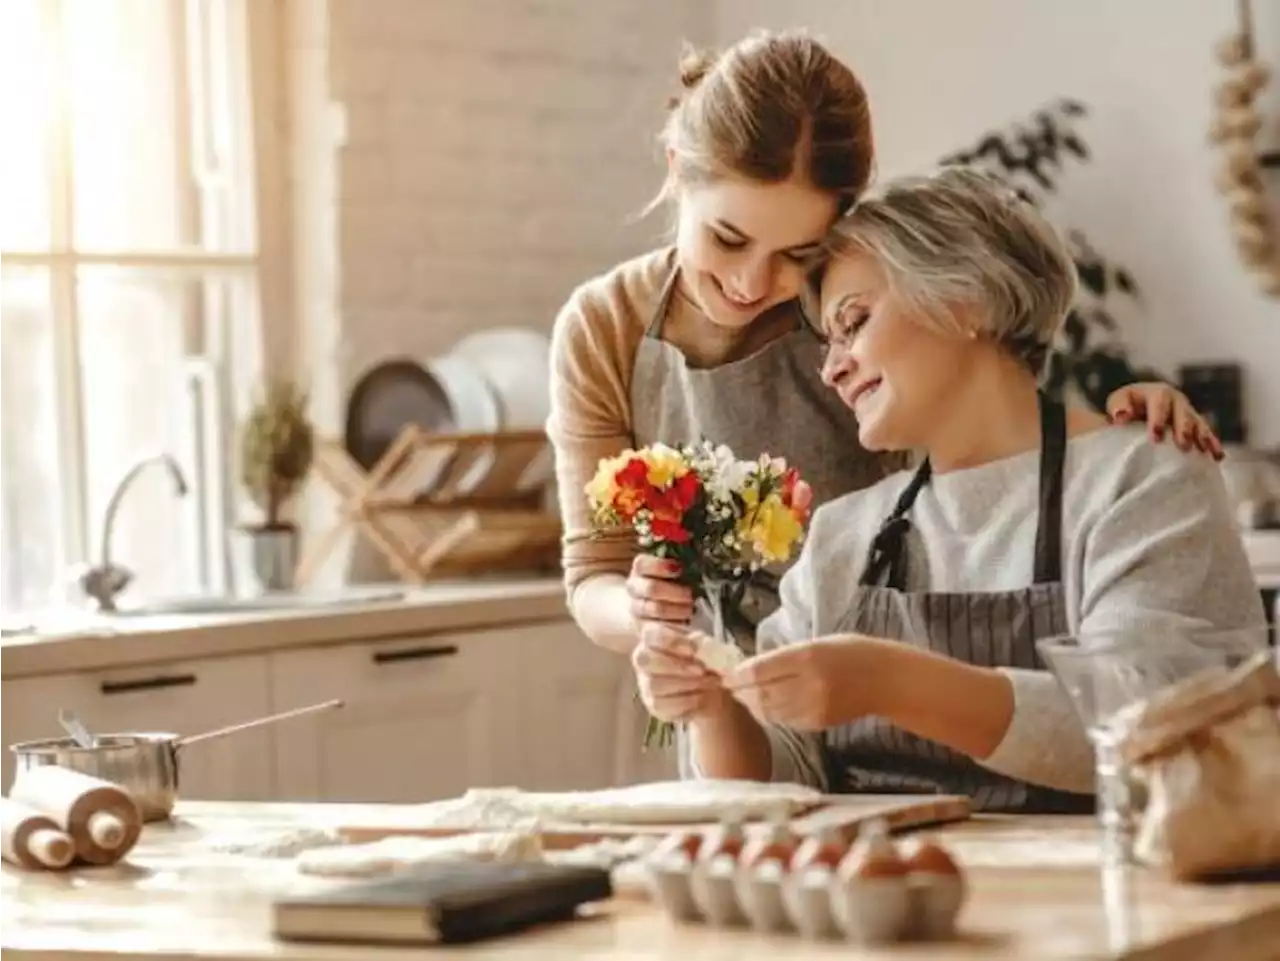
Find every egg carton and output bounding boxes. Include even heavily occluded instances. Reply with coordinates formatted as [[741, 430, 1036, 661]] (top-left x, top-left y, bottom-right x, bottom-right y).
[[642, 838, 966, 945]]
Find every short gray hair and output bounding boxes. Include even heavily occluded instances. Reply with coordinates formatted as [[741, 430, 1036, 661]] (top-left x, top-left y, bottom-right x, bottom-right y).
[[816, 165, 1078, 374]]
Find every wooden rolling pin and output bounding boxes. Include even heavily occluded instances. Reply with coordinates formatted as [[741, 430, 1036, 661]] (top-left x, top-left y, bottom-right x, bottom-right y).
[[8, 767, 142, 865], [1, 797, 75, 869]]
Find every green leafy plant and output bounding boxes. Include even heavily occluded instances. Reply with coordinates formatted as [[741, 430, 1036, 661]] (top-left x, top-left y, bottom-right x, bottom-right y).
[[940, 99, 1166, 409], [239, 379, 315, 530]]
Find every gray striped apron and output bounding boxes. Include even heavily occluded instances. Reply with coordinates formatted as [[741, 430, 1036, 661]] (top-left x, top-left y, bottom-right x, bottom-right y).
[[826, 392, 1094, 814], [629, 252, 900, 648]]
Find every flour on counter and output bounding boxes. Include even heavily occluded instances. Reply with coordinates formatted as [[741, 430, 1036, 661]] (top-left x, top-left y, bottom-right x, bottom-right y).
[[206, 826, 349, 859], [294, 830, 543, 878]]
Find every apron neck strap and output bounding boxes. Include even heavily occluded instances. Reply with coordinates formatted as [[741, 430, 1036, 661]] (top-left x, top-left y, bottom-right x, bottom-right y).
[[859, 390, 1069, 590], [645, 253, 682, 338], [1032, 391, 1068, 584]]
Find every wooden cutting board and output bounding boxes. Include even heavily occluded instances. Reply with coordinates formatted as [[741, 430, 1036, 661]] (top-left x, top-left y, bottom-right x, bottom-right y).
[[337, 793, 972, 850]]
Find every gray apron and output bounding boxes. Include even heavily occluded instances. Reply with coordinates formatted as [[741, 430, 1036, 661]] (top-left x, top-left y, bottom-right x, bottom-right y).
[[824, 392, 1094, 814], [629, 252, 899, 648]]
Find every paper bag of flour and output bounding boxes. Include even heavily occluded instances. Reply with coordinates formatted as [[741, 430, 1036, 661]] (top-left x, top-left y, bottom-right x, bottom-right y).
[[1118, 651, 1280, 881]]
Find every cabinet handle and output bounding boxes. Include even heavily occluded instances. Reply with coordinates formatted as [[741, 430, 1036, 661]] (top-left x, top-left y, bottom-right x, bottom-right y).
[[100, 674, 198, 695], [371, 644, 459, 665]]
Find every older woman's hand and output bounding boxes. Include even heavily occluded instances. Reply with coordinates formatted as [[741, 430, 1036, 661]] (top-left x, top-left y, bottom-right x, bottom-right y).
[[1105, 382, 1224, 460], [626, 555, 695, 632], [724, 635, 884, 731], [631, 623, 726, 724]]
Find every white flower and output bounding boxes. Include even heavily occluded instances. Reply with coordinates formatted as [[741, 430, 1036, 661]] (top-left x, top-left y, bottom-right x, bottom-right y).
[[705, 445, 755, 500]]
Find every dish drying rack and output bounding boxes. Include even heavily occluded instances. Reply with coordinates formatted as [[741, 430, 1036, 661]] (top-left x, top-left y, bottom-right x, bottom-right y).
[[295, 425, 562, 585]]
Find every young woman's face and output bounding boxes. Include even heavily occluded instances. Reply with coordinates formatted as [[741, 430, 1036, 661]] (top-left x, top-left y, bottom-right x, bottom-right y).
[[674, 175, 839, 329], [818, 251, 975, 452]]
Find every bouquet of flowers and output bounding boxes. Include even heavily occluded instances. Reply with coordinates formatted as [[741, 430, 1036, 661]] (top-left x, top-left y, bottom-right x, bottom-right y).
[[585, 441, 814, 747]]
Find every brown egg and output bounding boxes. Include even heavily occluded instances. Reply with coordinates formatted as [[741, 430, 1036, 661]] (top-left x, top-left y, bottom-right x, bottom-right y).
[[901, 837, 962, 878], [837, 832, 908, 883], [789, 825, 848, 873], [695, 816, 746, 866], [652, 830, 701, 863]]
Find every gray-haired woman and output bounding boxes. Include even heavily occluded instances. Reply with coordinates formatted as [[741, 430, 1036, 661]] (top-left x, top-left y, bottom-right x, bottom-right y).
[[632, 166, 1266, 812]]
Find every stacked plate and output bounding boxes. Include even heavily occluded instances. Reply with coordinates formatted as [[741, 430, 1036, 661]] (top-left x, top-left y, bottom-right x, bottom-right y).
[[343, 327, 553, 496]]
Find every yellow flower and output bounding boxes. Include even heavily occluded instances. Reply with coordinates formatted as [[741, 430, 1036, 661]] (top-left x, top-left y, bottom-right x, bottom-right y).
[[742, 493, 804, 562], [641, 444, 688, 487], [584, 452, 629, 509]]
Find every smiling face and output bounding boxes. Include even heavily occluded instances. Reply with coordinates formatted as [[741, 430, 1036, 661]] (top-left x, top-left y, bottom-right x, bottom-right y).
[[673, 174, 839, 329], [818, 251, 978, 451]]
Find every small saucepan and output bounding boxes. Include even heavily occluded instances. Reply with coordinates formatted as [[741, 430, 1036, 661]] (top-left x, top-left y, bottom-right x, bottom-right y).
[[8, 699, 343, 821]]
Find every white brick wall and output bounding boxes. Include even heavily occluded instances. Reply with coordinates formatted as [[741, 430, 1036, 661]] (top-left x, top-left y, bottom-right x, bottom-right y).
[[284, 0, 711, 585], [303, 0, 712, 389]]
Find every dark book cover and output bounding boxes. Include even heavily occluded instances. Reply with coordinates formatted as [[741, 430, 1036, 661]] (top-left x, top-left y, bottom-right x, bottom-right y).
[[271, 860, 613, 945]]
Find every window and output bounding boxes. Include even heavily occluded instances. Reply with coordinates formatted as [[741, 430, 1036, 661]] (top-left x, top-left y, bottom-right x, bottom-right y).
[[1, 0, 263, 616]]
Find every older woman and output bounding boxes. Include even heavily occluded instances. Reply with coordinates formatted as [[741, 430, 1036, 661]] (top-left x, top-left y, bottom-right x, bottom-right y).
[[632, 166, 1266, 812]]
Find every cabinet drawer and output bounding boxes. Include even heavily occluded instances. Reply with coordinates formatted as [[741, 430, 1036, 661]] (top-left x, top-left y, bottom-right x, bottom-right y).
[[2, 654, 274, 801], [270, 627, 530, 802]]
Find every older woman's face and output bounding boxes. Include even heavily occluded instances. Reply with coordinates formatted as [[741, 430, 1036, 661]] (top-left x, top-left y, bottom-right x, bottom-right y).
[[818, 252, 974, 451]]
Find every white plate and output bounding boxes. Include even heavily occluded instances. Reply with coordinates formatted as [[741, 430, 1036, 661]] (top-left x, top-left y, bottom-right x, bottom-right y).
[[449, 328, 553, 489], [422, 354, 503, 494]]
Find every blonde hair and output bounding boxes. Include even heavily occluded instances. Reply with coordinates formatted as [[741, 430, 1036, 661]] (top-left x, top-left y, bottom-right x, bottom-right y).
[[819, 166, 1078, 374], [651, 30, 874, 211]]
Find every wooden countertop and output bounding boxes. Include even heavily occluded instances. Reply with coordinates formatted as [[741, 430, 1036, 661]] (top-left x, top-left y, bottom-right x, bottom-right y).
[[0, 579, 568, 680], [4, 801, 1279, 960]]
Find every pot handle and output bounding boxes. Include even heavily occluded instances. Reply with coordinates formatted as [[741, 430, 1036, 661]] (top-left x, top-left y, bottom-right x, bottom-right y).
[[174, 698, 344, 750]]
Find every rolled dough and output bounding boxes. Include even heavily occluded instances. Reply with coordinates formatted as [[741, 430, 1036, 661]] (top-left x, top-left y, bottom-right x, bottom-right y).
[[414, 780, 823, 827], [694, 635, 746, 675]]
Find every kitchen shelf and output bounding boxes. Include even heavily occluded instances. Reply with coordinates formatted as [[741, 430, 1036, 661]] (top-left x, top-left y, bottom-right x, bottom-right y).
[[296, 425, 562, 585]]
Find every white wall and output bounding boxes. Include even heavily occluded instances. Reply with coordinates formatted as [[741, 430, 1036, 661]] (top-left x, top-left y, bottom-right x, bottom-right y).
[[320, 0, 710, 390], [716, 0, 1280, 446]]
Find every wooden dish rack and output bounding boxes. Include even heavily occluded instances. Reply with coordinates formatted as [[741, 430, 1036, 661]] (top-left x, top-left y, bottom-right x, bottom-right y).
[[295, 425, 562, 585]]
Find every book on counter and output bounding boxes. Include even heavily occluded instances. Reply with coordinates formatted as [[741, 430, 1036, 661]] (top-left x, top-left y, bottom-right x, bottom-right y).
[[271, 860, 613, 945]]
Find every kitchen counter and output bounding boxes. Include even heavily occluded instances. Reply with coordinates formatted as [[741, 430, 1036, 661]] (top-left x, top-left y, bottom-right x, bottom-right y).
[[3, 802, 1279, 960], [0, 578, 567, 680]]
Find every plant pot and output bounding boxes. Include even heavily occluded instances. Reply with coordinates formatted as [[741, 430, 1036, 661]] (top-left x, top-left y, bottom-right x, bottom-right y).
[[236, 524, 299, 594]]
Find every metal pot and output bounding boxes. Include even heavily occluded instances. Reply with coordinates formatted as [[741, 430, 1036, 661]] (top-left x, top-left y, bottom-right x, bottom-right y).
[[10, 732, 183, 821], [8, 699, 342, 822]]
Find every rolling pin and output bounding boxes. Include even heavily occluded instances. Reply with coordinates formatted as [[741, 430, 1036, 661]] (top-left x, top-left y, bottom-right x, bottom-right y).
[[1, 797, 75, 869], [8, 767, 142, 865]]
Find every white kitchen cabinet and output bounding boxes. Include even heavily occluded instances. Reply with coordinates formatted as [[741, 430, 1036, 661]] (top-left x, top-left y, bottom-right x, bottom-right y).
[[270, 621, 678, 803], [270, 626, 527, 803], [517, 623, 678, 789], [1, 654, 274, 801]]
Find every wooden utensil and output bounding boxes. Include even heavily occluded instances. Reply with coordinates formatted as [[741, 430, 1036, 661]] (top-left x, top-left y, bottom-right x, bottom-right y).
[[1, 797, 75, 870], [7, 767, 141, 865], [336, 794, 973, 850]]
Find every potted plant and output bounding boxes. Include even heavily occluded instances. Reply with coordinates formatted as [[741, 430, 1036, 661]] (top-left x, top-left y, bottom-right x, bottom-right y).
[[237, 378, 315, 593]]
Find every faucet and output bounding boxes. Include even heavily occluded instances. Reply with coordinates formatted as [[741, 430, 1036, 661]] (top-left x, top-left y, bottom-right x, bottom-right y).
[[78, 453, 189, 612]]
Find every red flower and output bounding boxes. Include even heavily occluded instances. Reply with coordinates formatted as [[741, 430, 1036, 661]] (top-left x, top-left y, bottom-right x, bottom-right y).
[[614, 457, 652, 518], [780, 467, 814, 519]]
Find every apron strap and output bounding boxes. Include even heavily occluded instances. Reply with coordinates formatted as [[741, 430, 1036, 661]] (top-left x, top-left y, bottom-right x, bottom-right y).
[[860, 458, 932, 590], [859, 390, 1069, 590], [645, 251, 682, 338], [1032, 392, 1068, 584]]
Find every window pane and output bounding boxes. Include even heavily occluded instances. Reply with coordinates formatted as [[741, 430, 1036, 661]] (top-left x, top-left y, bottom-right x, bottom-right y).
[[1, 267, 67, 613], [79, 270, 208, 602], [66, 0, 195, 251], [65, 0, 253, 255], [0, 0, 53, 250]]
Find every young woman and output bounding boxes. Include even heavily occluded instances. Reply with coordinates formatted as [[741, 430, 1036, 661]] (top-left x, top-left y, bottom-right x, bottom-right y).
[[631, 167, 1264, 811], [549, 30, 1222, 658]]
